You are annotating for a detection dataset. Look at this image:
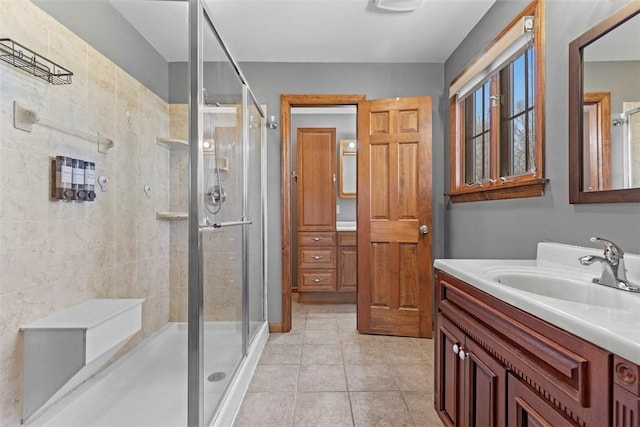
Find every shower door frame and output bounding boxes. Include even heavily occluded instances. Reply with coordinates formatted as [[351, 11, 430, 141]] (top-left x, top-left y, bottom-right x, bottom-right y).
[[188, 1, 267, 426]]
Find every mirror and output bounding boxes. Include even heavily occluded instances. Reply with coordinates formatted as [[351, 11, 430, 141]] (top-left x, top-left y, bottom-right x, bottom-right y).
[[569, 1, 640, 203], [339, 139, 357, 198]]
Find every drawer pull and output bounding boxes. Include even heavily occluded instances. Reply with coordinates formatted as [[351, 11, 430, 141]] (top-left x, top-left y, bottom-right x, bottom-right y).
[[313, 278, 321, 283], [312, 255, 322, 260], [312, 237, 322, 241]]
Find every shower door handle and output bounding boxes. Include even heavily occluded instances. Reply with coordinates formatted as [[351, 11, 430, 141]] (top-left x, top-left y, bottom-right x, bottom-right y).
[[199, 220, 252, 231]]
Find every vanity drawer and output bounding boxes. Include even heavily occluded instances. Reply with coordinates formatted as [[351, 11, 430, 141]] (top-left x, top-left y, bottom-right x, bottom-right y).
[[298, 232, 336, 247], [298, 247, 336, 269], [298, 269, 336, 291], [337, 231, 356, 246]]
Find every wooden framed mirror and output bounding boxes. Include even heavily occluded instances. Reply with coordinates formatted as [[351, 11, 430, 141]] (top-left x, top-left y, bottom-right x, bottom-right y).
[[339, 139, 357, 198], [569, 1, 640, 203]]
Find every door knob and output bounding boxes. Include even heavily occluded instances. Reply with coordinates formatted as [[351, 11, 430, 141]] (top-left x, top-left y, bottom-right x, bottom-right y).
[[419, 225, 429, 235]]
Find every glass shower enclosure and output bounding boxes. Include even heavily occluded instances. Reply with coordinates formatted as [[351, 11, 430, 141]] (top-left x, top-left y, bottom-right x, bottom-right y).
[[187, 1, 267, 425]]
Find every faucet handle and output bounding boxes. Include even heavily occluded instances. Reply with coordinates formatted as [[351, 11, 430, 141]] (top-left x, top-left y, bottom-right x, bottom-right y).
[[590, 237, 625, 261]]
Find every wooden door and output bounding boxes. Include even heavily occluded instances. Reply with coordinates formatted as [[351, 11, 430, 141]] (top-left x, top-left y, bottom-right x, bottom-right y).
[[357, 96, 432, 337], [296, 128, 336, 231]]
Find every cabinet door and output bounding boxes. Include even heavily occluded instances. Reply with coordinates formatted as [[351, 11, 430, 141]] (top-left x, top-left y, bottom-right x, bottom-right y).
[[508, 373, 574, 427], [337, 246, 357, 292], [296, 128, 336, 231], [463, 338, 506, 427], [436, 314, 465, 426]]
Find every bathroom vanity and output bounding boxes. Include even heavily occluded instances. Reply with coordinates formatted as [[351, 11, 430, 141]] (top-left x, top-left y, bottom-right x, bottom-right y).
[[434, 242, 640, 427]]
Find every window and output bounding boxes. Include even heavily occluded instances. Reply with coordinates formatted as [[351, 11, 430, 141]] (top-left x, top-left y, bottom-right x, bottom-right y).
[[449, 0, 546, 202]]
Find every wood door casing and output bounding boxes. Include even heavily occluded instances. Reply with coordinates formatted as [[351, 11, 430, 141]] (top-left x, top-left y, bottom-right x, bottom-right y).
[[357, 96, 433, 338], [279, 94, 365, 333], [296, 128, 336, 231]]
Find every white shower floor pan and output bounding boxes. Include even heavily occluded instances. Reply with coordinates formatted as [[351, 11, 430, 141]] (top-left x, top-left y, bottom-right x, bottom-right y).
[[26, 321, 268, 427]]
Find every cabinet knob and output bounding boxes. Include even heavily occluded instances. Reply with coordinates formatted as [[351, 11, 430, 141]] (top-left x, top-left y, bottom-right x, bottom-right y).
[[312, 237, 321, 241], [452, 344, 460, 354], [312, 255, 322, 260], [313, 278, 321, 283], [458, 350, 467, 361]]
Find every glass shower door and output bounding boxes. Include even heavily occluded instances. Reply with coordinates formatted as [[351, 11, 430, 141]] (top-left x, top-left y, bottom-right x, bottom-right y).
[[245, 95, 266, 344], [196, 11, 246, 425]]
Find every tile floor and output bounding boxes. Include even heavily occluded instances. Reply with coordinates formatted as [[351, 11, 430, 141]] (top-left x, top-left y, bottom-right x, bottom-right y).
[[233, 301, 444, 426]]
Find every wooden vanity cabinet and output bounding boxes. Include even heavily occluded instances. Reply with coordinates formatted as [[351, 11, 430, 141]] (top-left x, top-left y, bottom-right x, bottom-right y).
[[613, 355, 640, 427], [437, 313, 506, 427], [297, 231, 356, 303], [337, 231, 357, 293], [435, 269, 611, 427]]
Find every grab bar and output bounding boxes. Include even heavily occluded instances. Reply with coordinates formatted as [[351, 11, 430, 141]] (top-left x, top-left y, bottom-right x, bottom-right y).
[[199, 220, 252, 231]]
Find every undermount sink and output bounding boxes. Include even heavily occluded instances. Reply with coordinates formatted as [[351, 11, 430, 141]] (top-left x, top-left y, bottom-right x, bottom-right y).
[[487, 268, 629, 309]]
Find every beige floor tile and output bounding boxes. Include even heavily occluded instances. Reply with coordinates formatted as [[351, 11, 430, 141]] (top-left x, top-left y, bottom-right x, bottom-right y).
[[306, 304, 337, 314], [233, 391, 295, 427], [293, 391, 353, 426], [341, 342, 384, 365], [301, 344, 343, 365], [345, 364, 397, 391], [304, 328, 340, 345], [336, 313, 357, 331], [305, 318, 338, 331], [297, 365, 347, 392], [381, 341, 428, 364], [248, 365, 299, 392], [268, 329, 304, 346], [402, 391, 443, 427], [350, 391, 415, 426], [390, 364, 433, 391], [335, 304, 356, 313], [259, 344, 302, 365], [237, 303, 439, 427], [339, 330, 379, 345]]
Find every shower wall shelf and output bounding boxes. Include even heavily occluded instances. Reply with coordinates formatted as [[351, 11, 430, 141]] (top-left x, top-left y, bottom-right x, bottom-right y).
[[157, 137, 188, 150], [156, 211, 188, 220], [0, 38, 73, 85]]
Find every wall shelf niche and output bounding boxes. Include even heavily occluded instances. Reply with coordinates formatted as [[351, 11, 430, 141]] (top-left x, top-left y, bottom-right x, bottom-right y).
[[156, 137, 188, 150], [156, 211, 188, 221]]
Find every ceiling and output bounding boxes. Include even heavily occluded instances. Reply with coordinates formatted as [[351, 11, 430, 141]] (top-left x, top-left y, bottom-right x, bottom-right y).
[[109, 0, 496, 63]]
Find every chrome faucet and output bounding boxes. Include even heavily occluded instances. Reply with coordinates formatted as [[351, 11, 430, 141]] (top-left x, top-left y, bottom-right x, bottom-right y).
[[579, 237, 640, 292]]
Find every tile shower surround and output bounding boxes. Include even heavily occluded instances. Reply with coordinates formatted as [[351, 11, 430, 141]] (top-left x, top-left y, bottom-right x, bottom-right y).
[[0, 0, 171, 424]]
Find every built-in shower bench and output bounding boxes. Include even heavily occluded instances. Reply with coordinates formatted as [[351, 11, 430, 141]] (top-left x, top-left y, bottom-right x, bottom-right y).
[[20, 299, 144, 423]]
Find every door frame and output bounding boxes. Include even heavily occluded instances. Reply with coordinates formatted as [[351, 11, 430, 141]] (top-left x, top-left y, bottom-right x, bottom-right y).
[[278, 94, 366, 333]]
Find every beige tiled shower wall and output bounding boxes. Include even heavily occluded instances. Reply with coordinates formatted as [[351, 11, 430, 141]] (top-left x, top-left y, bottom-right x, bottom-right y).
[[0, 0, 171, 425]]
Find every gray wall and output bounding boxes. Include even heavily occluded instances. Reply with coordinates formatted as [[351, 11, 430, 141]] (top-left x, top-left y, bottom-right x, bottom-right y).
[[443, 0, 640, 260], [33, 0, 169, 101]]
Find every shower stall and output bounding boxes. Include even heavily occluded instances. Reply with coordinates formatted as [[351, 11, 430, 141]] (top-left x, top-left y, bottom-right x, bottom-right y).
[[10, 1, 268, 426]]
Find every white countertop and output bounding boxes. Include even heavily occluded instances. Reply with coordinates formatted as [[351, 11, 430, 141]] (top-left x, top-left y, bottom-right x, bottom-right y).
[[336, 221, 357, 231], [434, 242, 640, 364]]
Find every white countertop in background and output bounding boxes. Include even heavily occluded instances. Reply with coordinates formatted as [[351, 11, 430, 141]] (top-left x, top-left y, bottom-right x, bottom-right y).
[[336, 221, 357, 231], [434, 242, 640, 364]]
